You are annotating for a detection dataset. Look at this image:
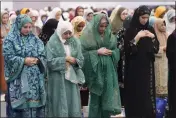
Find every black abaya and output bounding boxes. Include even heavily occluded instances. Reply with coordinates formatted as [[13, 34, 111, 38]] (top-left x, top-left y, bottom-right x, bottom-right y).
[[166, 30, 176, 118], [124, 5, 159, 118]]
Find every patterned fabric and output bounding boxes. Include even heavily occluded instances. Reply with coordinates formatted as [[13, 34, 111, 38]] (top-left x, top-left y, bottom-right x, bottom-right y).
[[71, 16, 86, 38], [80, 13, 121, 118], [116, 28, 126, 88], [6, 91, 45, 118], [46, 30, 84, 117], [3, 14, 46, 115], [154, 19, 168, 95], [38, 19, 58, 45]]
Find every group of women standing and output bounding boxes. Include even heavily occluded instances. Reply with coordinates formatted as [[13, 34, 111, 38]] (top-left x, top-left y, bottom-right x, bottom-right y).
[[0, 5, 176, 118]]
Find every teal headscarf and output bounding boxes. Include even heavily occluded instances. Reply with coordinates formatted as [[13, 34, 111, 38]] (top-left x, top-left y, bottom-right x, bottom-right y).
[[10, 14, 32, 33], [149, 16, 156, 27]]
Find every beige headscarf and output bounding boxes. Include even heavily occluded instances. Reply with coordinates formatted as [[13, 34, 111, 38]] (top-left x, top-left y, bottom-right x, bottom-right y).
[[109, 5, 121, 21], [1, 11, 10, 39], [71, 16, 86, 38], [110, 7, 126, 34], [154, 18, 168, 53]]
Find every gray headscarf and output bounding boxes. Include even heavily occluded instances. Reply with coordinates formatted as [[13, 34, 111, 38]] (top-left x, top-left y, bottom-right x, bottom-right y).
[[164, 9, 175, 35]]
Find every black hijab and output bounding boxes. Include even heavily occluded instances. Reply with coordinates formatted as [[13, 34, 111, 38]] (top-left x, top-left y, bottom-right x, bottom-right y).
[[39, 19, 59, 45], [123, 15, 132, 30], [124, 5, 159, 61], [126, 5, 151, 40], [130, 5, 151, 31]]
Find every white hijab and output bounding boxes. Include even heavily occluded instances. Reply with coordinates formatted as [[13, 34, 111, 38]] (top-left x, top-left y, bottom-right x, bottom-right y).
[[28, 9, 43, 28], [47, 7, 63, 21], [62, 12, 70, 22], [83, 8, 94, 20], [164, 9, 176, 35], [56, 21, 73, 41]]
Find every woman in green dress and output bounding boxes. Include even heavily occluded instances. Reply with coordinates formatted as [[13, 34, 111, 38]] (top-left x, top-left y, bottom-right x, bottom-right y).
[[80, 13, 121, 118], [46, 21, 85, 117]]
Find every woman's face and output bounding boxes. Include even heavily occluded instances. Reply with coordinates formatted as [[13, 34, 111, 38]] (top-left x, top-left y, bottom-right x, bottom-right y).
[[120, 9, 128, 21], [21, 22, 32, 35], [55, 11, 61, 20], [31, 16, 38, 24], [76, 22, 85, 32], [158, 21, 166, 32], [2, 13, 9, 24], [98, 18, 108, 34], [87, 13, 93, 22], [139, 14, 149, 25], [77, 8, 84, 16], [62, 30, 72, 40]]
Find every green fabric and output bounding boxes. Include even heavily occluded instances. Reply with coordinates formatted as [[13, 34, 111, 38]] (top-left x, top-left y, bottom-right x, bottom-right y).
[[80, 13, 121, 117], [16, 14, 32, 30], [46, 32, 84, 117]]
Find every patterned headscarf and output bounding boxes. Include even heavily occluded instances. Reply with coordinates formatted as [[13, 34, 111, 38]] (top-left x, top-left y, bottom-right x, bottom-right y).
[[9, 14, 32, 36], [71, 16, 86, 38]]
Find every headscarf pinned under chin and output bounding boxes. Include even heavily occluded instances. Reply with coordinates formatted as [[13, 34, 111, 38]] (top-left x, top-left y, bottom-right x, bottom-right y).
[[29, 9, 43, 29], [83, 8, 93, 20], [130, 5, 151, 30], [4, 14, 34, 83], [154, 18, 168, 45], [164, 9, 176, 35], [47, 7, 63, 21], [71, 16, 86, 38], [56, 21, 73, 40], [125, 5, 152, 43], [10, 14, 32, 34]]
